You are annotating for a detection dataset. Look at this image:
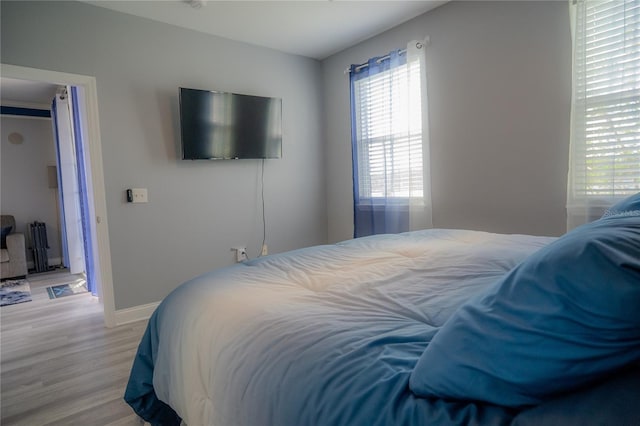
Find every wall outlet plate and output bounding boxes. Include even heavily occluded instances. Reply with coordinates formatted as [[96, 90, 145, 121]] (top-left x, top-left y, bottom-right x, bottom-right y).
[[131, 188, 148, 203], [231, 247, 248, 263]]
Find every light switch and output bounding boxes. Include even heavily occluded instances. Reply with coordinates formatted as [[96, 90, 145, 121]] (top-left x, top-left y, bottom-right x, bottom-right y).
[[131, 188, 148, 203]]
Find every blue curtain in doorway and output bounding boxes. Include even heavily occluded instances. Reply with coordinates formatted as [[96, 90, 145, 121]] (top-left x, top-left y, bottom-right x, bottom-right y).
[[51, 99, 70, 270], [70, 87, 96, 296]]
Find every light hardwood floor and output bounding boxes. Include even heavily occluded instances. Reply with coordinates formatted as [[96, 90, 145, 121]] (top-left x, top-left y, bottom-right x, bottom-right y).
[[1, 271, 147, 425]]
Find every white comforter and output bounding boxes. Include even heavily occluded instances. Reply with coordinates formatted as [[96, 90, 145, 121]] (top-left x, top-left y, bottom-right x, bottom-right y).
[[127, 229, 555, 426]]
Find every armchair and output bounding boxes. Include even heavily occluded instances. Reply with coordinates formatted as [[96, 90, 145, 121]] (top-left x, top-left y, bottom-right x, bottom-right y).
[[1, 215, 27, 280]]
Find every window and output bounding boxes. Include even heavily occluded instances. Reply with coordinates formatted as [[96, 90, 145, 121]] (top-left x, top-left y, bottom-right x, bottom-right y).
[[352, 55, 424, 200], [568, 0, 640, 227], [349, 41, 432, 237]]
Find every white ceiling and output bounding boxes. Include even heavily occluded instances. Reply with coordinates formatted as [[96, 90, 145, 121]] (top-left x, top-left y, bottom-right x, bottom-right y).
[[82, 0, 447, 60], [1, 0, 447, 105], [1, 78, 60, 107]]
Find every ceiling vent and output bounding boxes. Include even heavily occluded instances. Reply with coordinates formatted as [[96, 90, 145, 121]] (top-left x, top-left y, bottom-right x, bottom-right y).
[[183, 0, 207, 9]]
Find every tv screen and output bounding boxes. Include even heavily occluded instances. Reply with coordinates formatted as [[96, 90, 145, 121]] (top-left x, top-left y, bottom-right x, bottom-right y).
[[179, 87, 282, 160]]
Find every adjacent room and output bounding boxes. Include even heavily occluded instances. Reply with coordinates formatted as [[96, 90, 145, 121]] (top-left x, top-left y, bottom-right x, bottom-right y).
[[1, 0, 638, 425]]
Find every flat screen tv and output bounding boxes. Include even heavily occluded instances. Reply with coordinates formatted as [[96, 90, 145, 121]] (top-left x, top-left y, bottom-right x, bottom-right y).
[[179, 87, 282, 160]]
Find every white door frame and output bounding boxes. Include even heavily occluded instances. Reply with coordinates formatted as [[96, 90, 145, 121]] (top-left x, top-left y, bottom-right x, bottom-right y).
[[2, 63, 117, 327]]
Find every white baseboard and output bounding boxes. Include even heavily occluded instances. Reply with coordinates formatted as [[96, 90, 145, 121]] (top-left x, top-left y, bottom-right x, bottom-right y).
[[49, 257, 62, 266], [114, 301, 160, 326], [27, 257, 62, 270]]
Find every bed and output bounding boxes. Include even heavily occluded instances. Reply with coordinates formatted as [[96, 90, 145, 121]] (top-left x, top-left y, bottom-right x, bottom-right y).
[[125, 193, 640, 426]]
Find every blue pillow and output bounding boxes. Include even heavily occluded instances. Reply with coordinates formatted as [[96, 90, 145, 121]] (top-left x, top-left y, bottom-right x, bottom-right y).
[[603, 191, 640, 217], [1, 226, 12, 249], [409, 211, 640, 407]]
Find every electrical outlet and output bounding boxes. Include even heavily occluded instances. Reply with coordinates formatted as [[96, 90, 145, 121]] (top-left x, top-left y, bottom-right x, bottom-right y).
[[131, 188, 148, 203], [231, 247, 248, 263]]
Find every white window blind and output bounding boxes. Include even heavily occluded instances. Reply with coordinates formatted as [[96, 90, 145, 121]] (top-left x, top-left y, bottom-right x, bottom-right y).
[[353, 56, 424, 200], [570, 0, 640, 201]]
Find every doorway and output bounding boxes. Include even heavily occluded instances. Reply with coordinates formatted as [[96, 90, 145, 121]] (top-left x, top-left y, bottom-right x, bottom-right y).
[[1, 64, 116, 327]]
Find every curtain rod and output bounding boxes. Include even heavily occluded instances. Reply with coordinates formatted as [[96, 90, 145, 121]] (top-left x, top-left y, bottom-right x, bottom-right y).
[[344, 38, 429, 75], [347, 49, 407, 74]]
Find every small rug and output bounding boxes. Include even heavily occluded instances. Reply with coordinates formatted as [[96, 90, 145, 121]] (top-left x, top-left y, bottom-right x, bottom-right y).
[[0, 279, 33, 306], [46, 280, 88, 299]]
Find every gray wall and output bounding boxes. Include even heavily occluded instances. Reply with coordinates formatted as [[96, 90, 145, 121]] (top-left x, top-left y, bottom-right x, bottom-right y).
[[2, 1, 572, 310], [1, 116, 62, 265], [1, 1, 327, 310], [322, 1, 571, 241]]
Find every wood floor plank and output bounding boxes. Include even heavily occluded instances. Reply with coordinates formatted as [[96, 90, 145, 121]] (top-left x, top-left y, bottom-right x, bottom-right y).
[[44, 397, 145, 426], [1, 272, 149, 426]]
